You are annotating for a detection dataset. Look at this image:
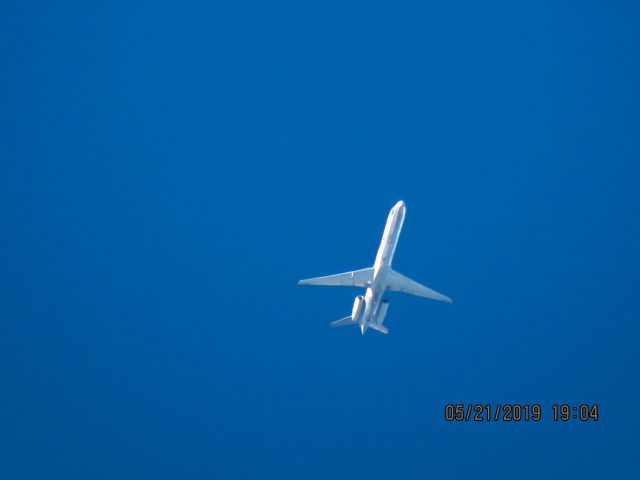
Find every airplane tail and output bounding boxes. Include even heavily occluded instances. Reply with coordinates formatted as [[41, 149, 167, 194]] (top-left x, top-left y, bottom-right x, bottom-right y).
[[330, 316, 357, 328], [369, 323, 389, 334]]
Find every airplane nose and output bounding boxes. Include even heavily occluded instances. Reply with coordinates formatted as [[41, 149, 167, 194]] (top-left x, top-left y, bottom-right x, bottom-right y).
[[395, 200, 405, 210]]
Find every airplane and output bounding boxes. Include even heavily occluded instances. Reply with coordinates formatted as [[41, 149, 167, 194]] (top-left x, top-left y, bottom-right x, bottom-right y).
[[298, 200, 452, 335]]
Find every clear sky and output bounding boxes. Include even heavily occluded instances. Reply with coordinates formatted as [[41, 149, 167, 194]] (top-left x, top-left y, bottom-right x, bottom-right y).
[[2, 1, 639, 478]]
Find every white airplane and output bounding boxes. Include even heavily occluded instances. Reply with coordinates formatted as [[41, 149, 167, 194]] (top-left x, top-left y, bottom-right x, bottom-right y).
[[298, 201, 452, 334]]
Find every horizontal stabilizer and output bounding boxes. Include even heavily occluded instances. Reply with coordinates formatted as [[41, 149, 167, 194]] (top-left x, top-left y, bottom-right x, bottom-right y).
[[369, 323, 389, 334], [330, 316, 357, 328], [298, 268, 374, 288], [387, 270, 452, 303]]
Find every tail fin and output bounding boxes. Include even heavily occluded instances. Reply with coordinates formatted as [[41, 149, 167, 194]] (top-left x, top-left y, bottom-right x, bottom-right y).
[[330, 316, 357, 328]]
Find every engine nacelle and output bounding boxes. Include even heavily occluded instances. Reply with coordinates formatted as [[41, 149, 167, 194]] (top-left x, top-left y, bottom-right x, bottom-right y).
[[352, 295, 366, 323], [375, 299, 389, 325]]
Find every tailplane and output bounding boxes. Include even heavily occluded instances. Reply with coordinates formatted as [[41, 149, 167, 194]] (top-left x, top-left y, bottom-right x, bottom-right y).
[[330, 316, 357, 328], [369, 323, 389, 334]]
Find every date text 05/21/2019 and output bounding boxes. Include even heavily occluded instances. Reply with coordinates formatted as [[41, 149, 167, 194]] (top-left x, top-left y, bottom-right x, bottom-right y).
[[444, 404, 599, 422]]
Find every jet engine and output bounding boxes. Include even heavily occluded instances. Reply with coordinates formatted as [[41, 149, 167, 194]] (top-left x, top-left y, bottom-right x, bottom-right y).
[[375, 299, 389, 325], [351, 295, 366, 323]]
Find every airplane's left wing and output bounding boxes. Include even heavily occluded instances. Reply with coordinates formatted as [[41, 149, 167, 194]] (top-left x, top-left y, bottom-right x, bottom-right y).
[[298, 268, 374, 287], [387, 269, 452, 303]]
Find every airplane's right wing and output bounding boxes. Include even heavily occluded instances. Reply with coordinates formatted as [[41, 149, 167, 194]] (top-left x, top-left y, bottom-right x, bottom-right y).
[[387, 269, 452, 303], [298, 268, 374, 287]]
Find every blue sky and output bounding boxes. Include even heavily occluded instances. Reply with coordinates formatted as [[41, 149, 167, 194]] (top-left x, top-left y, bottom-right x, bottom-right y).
[[2, 1, 639, 478]]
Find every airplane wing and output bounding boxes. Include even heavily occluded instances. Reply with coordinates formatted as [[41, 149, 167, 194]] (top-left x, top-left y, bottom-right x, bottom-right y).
[[298, 268, 374, 287], [387, 270, 452, 303]]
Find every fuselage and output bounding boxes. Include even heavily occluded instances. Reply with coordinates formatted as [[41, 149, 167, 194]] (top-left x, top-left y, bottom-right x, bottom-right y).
[[359, 200, 406, 333]]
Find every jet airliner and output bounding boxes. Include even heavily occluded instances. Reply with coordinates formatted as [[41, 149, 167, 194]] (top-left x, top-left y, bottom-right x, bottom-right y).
[[298, 201, 452, 334]]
